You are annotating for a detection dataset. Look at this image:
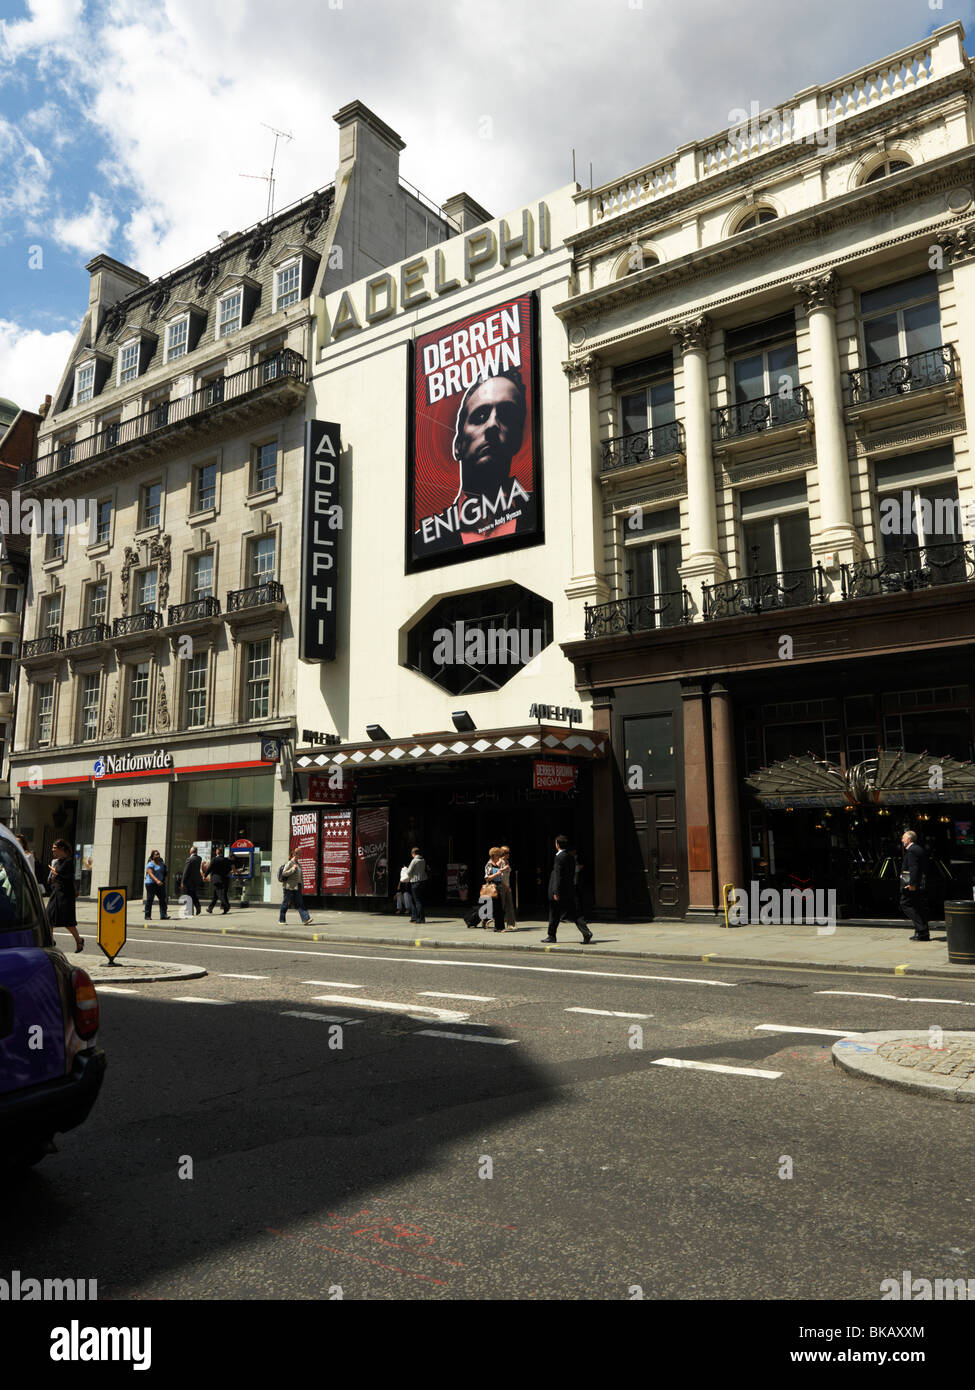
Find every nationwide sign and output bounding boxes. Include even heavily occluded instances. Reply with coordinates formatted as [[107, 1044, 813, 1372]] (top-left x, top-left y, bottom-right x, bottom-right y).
[[93, 749, 174, 778], [300, 419, 341, 662]]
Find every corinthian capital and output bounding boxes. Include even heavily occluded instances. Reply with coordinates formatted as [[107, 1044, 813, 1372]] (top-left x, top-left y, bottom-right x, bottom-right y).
[[940, 223, 975, 265], [562, 353, 600, 389], [793, 270, 840, 313], [670, 315, 711, 354]]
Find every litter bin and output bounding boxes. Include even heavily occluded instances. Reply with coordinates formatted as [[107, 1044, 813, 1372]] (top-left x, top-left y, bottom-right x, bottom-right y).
[[944, 900, 975, 965]]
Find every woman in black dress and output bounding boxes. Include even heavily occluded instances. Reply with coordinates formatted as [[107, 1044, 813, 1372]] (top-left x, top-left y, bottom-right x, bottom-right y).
[[47, 838, 84, 952]]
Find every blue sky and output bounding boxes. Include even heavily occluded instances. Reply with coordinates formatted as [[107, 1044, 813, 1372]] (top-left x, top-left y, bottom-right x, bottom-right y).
[[1, 0, 971, 413]]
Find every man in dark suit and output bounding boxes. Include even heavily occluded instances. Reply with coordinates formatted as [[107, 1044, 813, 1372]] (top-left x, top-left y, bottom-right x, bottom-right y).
[[899, 830, 930, 941], [205, 845, 232, 915], [543, 835, 592, 944], [179, 846, 204, 916]]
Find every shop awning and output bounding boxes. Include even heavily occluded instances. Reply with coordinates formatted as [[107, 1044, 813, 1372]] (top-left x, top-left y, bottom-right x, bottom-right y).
[[747, 749, 975, 808], [296, 723, 607, 770]]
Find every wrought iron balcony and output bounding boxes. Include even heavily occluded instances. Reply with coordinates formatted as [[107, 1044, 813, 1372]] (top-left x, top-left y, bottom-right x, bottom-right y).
[[20, 350, 306, 485], [22, 634, 64, 657], [847, 345, 956, 406], [714, 385, 810, 441], [703, 564, 826, 619], [67, 623, 110, 648], [600, 420, 685, 473], [113, 611, 163, 637], [226, 581, 285, 612], [168, 596, 221, 624], [841, 540, 975, 599], [585, 589, 692, 637]]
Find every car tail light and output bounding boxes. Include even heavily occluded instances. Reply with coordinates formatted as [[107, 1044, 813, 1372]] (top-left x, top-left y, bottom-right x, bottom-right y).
[[70, 969, 100, 1041]]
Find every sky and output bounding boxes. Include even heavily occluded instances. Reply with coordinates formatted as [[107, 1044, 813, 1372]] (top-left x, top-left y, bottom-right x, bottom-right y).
[[0, 0, 971, 413]]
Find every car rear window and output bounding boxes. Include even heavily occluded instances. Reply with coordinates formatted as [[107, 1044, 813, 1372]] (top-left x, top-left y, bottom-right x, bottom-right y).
[[0, 839, 46, 936]]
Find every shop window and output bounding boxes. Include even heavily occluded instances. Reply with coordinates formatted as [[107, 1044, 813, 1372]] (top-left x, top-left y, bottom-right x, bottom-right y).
[[129, 663, 150, 735], [624, 714, 675, 786], [79, 673, 100, 742], [245, 640, 271, 720], [740, 478, 811, 578], [35, 682, 54, 747], [185, 652, 208, 728], [404, 583, 553, 697]]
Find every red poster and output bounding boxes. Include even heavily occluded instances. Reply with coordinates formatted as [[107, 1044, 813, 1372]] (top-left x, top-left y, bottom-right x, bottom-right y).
[[355, 805, 389, 898], [320, 808, 353, 896], [409, 293, 539, 569], [289, 810, 319, 894], [308, 772, 354, 803], [533, 760, 576, 792]]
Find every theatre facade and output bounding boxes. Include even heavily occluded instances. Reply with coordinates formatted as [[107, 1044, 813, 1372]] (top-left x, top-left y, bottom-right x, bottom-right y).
[[291, 184, 613, 913], [558, 23, 975, 919]]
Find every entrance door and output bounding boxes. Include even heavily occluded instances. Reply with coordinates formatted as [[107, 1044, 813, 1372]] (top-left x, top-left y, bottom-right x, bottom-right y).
[[111, 819, 147, 900], [626, 790, 682, 916]]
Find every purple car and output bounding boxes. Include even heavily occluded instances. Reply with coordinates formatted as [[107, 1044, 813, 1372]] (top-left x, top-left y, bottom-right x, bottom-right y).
[[0, 826, 106, 1168]]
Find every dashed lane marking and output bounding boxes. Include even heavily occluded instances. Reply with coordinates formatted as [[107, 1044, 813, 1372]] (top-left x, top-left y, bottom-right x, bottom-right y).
[[816, 990, 899, 1000], [310, 995, 470, 1023], [652, 1058, 781, 1079], [755, 1024, 865, 1037], [419, 991, 496, 1002], [565, 1007, 652, 1019], [300, 980, 365, 988], [219, 973, 268, 980], [416, 1029, 519, 1045], [94, 986, 139, 995], [171, 996, 233, 1005], [281, 1011, 364, 1025], [818, 989, 975, 1006]]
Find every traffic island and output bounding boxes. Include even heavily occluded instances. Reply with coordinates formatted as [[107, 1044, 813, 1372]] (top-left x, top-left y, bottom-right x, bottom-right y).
[[53, 948, 206, 985], [833, 1031, 975, 1102]]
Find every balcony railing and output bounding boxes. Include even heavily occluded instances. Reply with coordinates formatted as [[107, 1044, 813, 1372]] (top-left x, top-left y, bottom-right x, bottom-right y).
[[20, 349, 306, 484], [113, 611, 164, 637], [67, 623, 110, 648], [703, 564, 826, 619], [23, 635, 65, 657], [226, 581, 285, 612], [168, 597, 221, 624], [585, 589, 693, 637], [847, 345, 956, 406], [600, 420, 685, 473], [714, 386, 810, 441], [841, 540, 975, 599]]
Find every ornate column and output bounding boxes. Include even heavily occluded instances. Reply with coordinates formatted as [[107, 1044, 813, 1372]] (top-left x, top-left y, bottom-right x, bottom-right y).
[[670, 316, 725, 610], [590, 688, 617, 913], [710, 681, 744, 898], [793, 271, 860, 565], [941, 227, 975, 495], [563, 352, 609, 635]]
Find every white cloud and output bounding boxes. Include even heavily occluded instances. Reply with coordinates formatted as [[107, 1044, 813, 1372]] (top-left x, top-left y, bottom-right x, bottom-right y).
[[52, 192, 119, 256], [0, 318, 76, 415], [0, 0, 84, 62], [0, 117, 50, 235]]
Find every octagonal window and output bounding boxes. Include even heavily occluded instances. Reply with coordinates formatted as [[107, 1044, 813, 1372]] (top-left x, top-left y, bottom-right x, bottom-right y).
[[405, 583, 553, 696]]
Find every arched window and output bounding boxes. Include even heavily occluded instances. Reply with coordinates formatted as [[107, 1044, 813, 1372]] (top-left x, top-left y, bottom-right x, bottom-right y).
[[734, 207, 777, 234], [863, 157, 911, 184], [617, 244, 660, 278]]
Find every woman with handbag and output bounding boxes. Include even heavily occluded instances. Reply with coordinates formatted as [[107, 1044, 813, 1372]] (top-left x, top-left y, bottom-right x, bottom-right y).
[[498, 845, 517, 930], [482, 847, 505, 932], [47, 838, 84, 952]]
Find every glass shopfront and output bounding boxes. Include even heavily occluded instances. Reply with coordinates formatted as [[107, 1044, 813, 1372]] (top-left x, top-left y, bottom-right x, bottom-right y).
[[169, 773, 275, 904]]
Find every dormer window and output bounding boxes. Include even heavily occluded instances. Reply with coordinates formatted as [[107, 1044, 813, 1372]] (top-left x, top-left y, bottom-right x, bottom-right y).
[[274, 259, 301, 311], [165, 315, 189, 362], [74, 362, 95, 406], [119, 340, 140, 385], [218, 289, 243, 337]]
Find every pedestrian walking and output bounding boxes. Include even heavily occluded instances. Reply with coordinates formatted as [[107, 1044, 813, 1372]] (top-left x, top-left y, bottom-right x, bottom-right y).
[[205, 844, 232, 915], [179, 846, 204, 916], [483, 847, 506, 932], [279, 853, 314, 925], [407, 846, 428, 923], [542, 835, 592, 944], [47, 838, 84, 952], [899, 829, 930, 941], [395, 865, 413, 917], [144, 849, 169, 920], [498, 844, 517, 930]]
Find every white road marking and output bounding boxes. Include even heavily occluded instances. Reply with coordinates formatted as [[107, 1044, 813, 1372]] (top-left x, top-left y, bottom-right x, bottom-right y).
[[652, 1058, 781, 1079], [419, 991, 495, 1002], [300, 980, 364, 988], [817, 990, 975, 1007], [95, 986, 139, 995], [281, 1011, 363, 1024], [219, 973, 268, 980], [816, 990, 900, 1000], [416, 1029, 519, 1045], [902, 996, 975, 1007], [310, 995, 470, 1023], [565, 1007, 652, 1019], [172, 996, 232, 1005], [755, 1024, 864, 1037], [133, 938, 737, 986]]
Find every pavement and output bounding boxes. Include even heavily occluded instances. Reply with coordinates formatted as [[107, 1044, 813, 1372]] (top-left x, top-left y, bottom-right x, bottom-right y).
[[833, 1031, 975, 1102], [67, 898, 975, 980]]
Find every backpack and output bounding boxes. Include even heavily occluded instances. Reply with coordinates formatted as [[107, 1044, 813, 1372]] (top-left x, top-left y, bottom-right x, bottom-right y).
[[277, 863, 287, 883]]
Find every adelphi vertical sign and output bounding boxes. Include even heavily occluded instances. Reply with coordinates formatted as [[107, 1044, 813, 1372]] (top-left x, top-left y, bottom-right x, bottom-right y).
[[301, 420, 342, 661]]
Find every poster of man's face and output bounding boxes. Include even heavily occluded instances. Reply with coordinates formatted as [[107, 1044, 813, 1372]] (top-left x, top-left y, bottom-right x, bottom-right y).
[[409, 293, 540, 569]]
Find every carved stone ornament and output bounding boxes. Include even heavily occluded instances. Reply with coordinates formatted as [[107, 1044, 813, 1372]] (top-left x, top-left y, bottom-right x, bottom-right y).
[[562, 354, 600, 388], [103, 679, 118, 737], [793, 270, 839, 313], [156, 669, 170, 731], [670, 315, 712, 354], [196, 254, 219, 292], [120, 545, 139, 609], [149, 533, 172, 609], [148, 288, 170, 319], [303, 192, 330, 238], [104, 305, 126, 341], [940, 224, 975, 266], [247, 233, 272, 266]]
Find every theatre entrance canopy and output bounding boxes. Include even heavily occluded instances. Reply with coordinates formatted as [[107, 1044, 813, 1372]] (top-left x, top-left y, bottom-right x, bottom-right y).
[[746, 749, 975, 809], [296, 723, 608, 772]]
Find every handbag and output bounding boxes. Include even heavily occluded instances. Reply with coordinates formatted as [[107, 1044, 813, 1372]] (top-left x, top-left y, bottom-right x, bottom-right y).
[[479, 882, 498, 898]]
